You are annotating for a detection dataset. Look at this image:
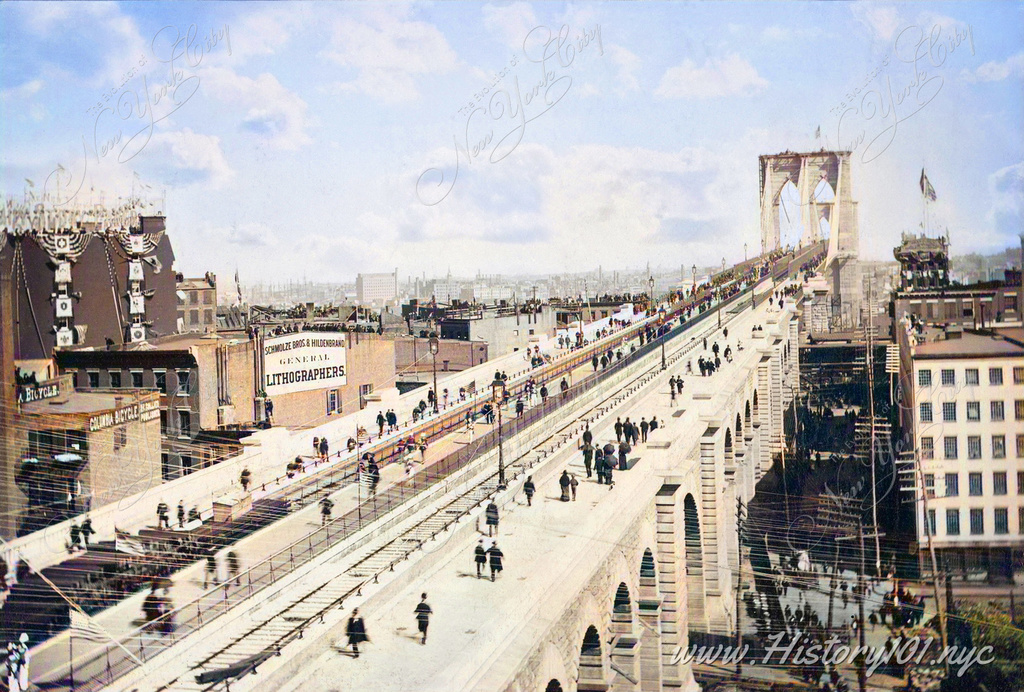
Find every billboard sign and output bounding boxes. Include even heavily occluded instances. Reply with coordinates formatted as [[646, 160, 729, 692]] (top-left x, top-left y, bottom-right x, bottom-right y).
[[263, 333, 347, 396]]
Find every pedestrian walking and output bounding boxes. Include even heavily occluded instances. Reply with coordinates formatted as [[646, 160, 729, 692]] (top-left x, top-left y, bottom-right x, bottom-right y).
[[581, 442, 593, 478], [487, 542, 504, 581], [320, 497, 334, 525], [80, 517, 95, 547], [670, 387, 677, 407], [376, 411, 385, 437], [68, 523, 81, 553], [594, 448, 606, 485], [346, 608, 369, 657], [523, 476, 536, 506], [570, 474, 578, 501], [313, 436, 320, 457], [485, 500, 499, 536], [605, 458, 615, 488], [474, 540, 487, 578], [640, 418, 649, 443], [319, 436, 329, 461], [559, 470, 571, 501], [226, 551, 240, 585], [203, 550, 218, 589], [415, 594, 432, 644], [369, 462, 380, 495], [618, 440, 630, 470], [177, 500, 185, 528], [156, 501, 170, 529], [614, 418, 623, 442], [515, 397, 524, 417], [582, 423, 593, 446], [650, 415, 658, 432]]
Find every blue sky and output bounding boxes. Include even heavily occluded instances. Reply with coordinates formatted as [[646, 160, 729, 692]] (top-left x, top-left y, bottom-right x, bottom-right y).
[[1, 1, 1021, 283]]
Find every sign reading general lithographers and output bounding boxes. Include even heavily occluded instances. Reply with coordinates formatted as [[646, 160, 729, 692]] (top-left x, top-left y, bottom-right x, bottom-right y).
[[88, 399, 161, 432], [263, 332, 347, 396]]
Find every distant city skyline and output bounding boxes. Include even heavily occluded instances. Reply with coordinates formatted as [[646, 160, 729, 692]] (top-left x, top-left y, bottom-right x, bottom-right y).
[[2, 2, 1021, 283]]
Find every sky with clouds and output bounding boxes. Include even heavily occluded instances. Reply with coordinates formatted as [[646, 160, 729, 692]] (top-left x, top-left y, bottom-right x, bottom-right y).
[[1, 1, 1021, 284]]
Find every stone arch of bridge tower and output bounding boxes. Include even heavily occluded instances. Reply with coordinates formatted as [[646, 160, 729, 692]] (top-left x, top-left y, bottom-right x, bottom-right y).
[[577, 624, 605, 690], [724, 427, 733, 468], [745, 399, 751, 425], [735, 412, 743, 441], [753, 389, 759, 417]]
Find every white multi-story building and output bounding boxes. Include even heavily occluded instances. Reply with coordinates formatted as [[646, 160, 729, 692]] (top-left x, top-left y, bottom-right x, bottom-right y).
[[909, 327, 1024, 582], [356, 271, 398, 305]]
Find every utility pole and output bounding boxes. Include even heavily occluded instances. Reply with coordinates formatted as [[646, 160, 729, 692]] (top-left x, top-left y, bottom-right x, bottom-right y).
[[734, 498, 745, 685], [857, 522, 868, 692], [912, 449, 950, 676], [865, 280, 881, 574]]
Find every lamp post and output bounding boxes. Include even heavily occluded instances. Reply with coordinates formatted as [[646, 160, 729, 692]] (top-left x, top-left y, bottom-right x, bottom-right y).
[[744, 242, 748, 262], [429, 336, 439, 414], [658, 306, 667, 370], [648, 275, 655, 315], [491, 376, 507, 489]]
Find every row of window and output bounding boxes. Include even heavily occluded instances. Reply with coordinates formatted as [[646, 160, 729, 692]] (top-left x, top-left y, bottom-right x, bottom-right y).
[[924, 470, 1024, 498], [924, 507, 1021, 536], [83, 369, 191, 395], [919, 399, 1023, 423], [918, 366, 1023, 388], [177, 290, 214, 306], [920, 434, 1019, 460]]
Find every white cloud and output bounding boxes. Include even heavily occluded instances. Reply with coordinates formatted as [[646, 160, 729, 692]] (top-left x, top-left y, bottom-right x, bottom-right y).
[[482, 2, 537, 50], [1, 79, 44, 100], [321, 9, 457, 103], [200, 67, 312, 150], [655, 54, 768, 100], [985, 161, 1023, 243], [962, 53, 1024, 83], [225, 222, 277, 247], [147, 128, 234, 187], [850, 3, 901, 42], [608, 45, 641, 94]]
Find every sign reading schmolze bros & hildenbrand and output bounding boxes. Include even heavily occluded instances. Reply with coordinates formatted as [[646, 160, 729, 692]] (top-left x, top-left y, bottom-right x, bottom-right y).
[[263, 332, 347, 396]]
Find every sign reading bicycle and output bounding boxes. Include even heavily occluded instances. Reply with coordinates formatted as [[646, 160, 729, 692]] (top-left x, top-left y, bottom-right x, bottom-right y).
[[263, 333, 347, 396]]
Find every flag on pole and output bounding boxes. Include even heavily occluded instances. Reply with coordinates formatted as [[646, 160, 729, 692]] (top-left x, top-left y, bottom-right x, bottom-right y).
[[234, 268, 242, 306], [919, 169, 937, 201], [70, 609, 108, 642], [114, 529, 147, 556]]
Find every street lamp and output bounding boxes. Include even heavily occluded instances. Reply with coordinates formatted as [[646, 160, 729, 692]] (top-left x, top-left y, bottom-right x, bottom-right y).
[[428, 336, 439, 414], [691, 264, 697, 294], [491, 376, 507, 489], [744, 242, 748, 262], [658, 306, 667, 370], [647, 275, 655, 315]]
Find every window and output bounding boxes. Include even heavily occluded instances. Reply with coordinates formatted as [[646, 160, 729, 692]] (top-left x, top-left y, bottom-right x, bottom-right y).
[[941, 369, 955, 386], [114, 427, 127, 451], [203, 291, 213, 305], [994, 472, 1007, 495], [995, 508, 1008, 535], [1018, 434, 1024, 458], [181, 454, 193, 475], [991, 401, 1005, 422], [924, 473, 935, 498], [155, 371, 167, 394], [970, 508, 984, 535], [969, 472, 982, 496], [926, 509, 936, 537], [189, 309, 200, 326], [87, 371, 99, 388], [921, 437, 934, 460], [966, 368, 980, 386], [177, 292, 185, 307], [1020, 508, 1024, 535], [327, 390, 339, 415], [160, 409, 168, 435], [1018, 471, 1024, 495], [918, 369, 932, 387], [968, 436, 982, 460], [942, 402, 956, 422], [944, 436, 958, 459], [993, 435, 1006, 459], [177, 370, 190, 393], [946, 509, 960, 536], [920, 402, 933, 423], [963, 304, 974, 318], [1015, 400, 1024, 421], [1005, 294, 1018, 313], [966, 401, 980, 421], [131, 371, 143, 388], [945, 473, 959, 497], [944, 303, 957, 319], [178, 410, 191, 436], [359, 383, 373, 410], [189, 291, 199, 305], [109, 371, 121, 388], [204, 309, 214, 325], [1014, 366, 1024, 385], [989, 367, 1003, 385]]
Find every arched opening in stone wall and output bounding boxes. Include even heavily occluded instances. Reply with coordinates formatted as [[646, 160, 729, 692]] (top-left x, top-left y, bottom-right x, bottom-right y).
[[640, 548, 656, 579], [745, 399, 751, 424], [753, 389, 759, 417], [736, 412, 743, 440], [578, 624, 605, 688], [614, 582, 631, 613], [581, 625, 601, 656], [544, 680, 563, 692], [724, 428, 734, 468], [683, 493, 705, 626]]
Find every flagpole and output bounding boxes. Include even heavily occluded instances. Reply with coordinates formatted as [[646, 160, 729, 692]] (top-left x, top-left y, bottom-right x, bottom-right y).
[[69, 631, 75, 691]]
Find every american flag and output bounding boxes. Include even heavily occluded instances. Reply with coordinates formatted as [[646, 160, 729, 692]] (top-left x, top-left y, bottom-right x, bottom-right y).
[[70, 609, 108, 642], [114, 529, 147, 556], [919, 169, 937, 201]]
